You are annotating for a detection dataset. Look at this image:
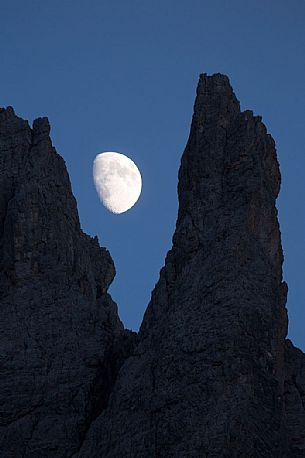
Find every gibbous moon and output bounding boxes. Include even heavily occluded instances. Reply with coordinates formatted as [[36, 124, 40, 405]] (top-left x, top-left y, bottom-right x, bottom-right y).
[[93, 152, 142, 214]]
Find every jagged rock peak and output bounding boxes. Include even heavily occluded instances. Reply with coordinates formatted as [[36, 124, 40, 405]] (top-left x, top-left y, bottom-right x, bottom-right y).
[[78, 74, 302, 458], [0, 107, 136, 457], [1, 73, 305, 458], [195, 73, 240, 120]]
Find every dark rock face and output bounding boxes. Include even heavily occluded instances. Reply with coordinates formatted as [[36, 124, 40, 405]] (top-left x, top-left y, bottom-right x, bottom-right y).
[[0, 108, 135, 457], [284, 340, 305, 457], [1, 74, 304, 458], [77, 75, 303, 458]]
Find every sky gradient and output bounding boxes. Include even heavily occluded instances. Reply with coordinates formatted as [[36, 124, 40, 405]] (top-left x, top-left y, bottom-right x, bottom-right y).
[[1, 0, 304, 349]]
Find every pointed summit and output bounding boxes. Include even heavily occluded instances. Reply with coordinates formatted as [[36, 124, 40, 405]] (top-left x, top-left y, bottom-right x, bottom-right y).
[[79, 75, 302, 457], [194, 73, 240, 122]]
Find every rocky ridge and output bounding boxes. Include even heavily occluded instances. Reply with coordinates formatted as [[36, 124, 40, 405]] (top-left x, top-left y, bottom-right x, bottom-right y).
[[0, 74, 304, 457], [0, 107, 136, 457]]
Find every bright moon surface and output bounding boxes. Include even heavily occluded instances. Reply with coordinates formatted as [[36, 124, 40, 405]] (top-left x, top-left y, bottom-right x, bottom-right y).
[[93, 152, 142, 214]]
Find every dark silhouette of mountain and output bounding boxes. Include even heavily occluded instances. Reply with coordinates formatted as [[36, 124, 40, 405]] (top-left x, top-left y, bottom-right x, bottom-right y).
[[0, 109, 137, 456], [0, 74, 304, 457]]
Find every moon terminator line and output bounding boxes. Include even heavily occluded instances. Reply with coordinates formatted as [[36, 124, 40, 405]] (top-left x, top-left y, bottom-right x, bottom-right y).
[[93, 151, 142, 214]]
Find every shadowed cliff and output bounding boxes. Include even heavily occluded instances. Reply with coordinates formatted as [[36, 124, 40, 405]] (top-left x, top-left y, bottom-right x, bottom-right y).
[[78, 74, 305, 457], [0, 108, 137, 457], [0, 74, 304, 457]]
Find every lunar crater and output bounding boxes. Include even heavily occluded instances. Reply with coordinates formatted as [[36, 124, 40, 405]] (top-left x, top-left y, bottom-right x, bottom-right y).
[[93, 152, 142, 214]]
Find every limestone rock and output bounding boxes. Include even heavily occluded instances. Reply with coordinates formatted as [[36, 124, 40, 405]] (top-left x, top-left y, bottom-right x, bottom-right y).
[[284, 340, 305, 457], [1, 74, 305, 458], [78, 74, 302, 457], [0, 107, 134, 457]]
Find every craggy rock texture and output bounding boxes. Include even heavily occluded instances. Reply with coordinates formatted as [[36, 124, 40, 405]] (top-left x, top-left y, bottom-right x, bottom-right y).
[[0, 107, 136, 457], [284, 340, 305, 457], [1, 74, 305, 458], [78, 74, 304, 458]]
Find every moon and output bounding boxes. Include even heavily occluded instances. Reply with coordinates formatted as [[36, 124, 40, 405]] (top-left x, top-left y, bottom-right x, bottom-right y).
[[93, 152, 142, 214]]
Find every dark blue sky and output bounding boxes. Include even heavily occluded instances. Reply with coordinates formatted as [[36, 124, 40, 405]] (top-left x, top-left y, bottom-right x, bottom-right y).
[[1, 1, 304, 349]]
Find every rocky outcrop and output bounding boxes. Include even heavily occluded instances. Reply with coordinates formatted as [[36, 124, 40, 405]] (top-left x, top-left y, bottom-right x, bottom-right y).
[[0, 108, 136, 457], [1, 74, 304, 458], [78, 74, 303, 457], [284, 340, 305, 457]]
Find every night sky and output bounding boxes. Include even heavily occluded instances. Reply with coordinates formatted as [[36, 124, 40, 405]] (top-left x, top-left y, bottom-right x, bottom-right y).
[[1, 1, 304, 349]]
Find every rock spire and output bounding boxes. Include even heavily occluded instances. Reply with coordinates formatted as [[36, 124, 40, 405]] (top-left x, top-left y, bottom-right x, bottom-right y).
[[1, 75, 304, 457]]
